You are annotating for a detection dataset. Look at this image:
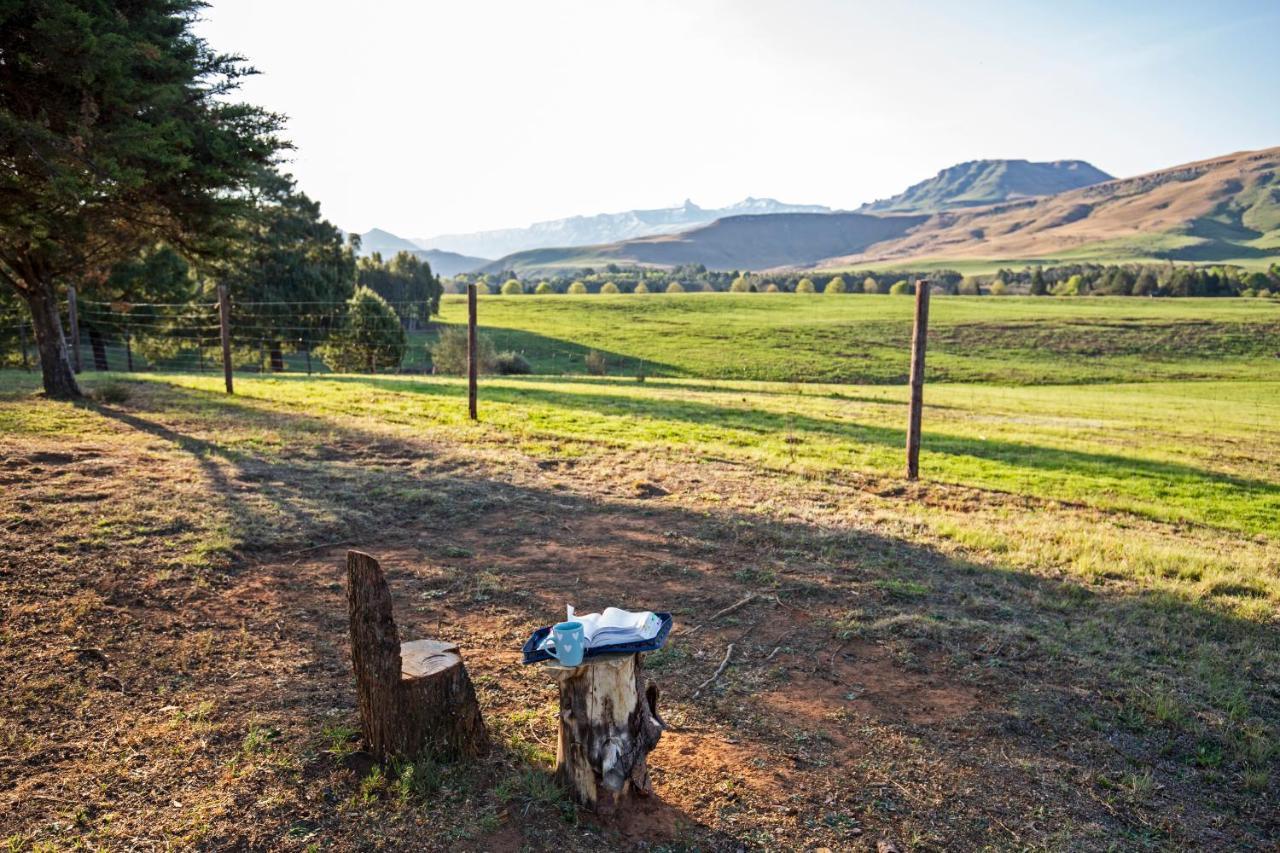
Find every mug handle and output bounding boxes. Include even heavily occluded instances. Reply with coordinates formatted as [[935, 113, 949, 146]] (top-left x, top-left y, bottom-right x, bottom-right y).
[[539, 635, 563, 661]]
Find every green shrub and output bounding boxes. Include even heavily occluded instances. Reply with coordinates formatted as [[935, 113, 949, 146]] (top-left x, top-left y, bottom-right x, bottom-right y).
[[824, 276, 847, 294], [567, 281, 587, 294], [889, 280, 910, 295], [958, 276, 982, 295], [585, 349, 607, 375], [500, 279, 523, 295], [534, 281, 553, 294], [764, 283, 780, 292], [795, 278, 815, 293], [600, 282, 619, 294], [429, 326, 496, 374], [1053, 274, 1086, 297], [729, 275, 753, 292], [665, 282, 684, 293], [989, 280, 1007, 295], [862, 276, 881, 294], [494, 351, 532, 374], [634, 281, 650, 294], [317, 287, 407, 372], [94, 381, 131, 405]]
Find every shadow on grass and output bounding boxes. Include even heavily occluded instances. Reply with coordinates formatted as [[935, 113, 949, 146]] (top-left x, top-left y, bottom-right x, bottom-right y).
[[74, 377, 1278, 848], [269, 372, 1280, 529]]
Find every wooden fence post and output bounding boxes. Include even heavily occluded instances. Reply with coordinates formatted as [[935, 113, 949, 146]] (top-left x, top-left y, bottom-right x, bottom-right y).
[[67, 285, 81, 374], [905, 279, 930, 480], [467, 283, 478, 421], [217, 284, 234, 394]]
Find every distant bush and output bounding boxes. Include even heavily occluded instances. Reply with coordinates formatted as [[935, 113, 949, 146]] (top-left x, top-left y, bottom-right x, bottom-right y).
[[430, 326, 496, 374], [534, 281, 553, 294], [94, 381, 131, 405], [795, 278, 815, 293], [666, 282, 684, 293], [585, 349, 607, 375], [600, 282, 619, 294], [567, 281, 587, 294], [989, 280, 1008, 296], [824, 276, 847, 294], [889, 280, 910, 295], [862, 276, 881, 294], [1259, 288, 1274, 298], [958, 276, 982, 295], [494, 351, 532, 374], [318, 287, 407, 372], [1053, 274, 1086, 297], [729, 275, 753, 292], [634, 281, 650, 294], [500, 279, 523, 295], [764, 283, 780, 292]]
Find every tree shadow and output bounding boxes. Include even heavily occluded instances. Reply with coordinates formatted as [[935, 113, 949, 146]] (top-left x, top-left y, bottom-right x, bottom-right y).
[[280, 372, 1279, 530]]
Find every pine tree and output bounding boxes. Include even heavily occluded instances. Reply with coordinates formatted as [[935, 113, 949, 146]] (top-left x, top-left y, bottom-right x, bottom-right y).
[[0, 1, 286, 397]]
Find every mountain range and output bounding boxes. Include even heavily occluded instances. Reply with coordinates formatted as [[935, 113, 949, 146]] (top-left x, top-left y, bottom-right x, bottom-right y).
[[353, 228, 491, 277], [352, 148, 1279, 276], [478, 148, 1278, 273], [411, 198, 832, 260]]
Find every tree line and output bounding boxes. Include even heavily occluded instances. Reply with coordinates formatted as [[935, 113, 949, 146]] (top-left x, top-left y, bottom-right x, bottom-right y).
[[450, 261, 1280, 297]]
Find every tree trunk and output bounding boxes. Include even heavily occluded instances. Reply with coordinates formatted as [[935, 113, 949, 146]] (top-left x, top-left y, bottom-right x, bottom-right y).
[[346, 550, 489, 762], [125, 331, 134, 372], [88, 326, 109, 371], [269, 342, 284, 372], [24, 281, 81, 399], [551, 652, 664, 814]]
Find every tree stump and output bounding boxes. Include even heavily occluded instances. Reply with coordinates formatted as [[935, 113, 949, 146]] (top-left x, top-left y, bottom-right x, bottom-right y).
[[346, 550, 489, 761], [550, 652, 664, 814]]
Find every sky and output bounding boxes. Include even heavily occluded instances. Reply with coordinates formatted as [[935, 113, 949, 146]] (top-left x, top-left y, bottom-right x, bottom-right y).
[[196, 0, 1280, 239]]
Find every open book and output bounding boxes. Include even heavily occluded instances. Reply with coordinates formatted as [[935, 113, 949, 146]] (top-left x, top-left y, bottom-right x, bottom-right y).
[[565, 606, 662, 649]]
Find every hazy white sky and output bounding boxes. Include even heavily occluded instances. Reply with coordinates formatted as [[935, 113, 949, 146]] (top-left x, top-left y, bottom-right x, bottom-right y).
[[196, 0, 1280, 238]]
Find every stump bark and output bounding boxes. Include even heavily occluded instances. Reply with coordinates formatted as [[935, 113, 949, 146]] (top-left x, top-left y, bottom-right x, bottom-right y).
[[551, 652, 664, 813], [346, 550, 489, 761]]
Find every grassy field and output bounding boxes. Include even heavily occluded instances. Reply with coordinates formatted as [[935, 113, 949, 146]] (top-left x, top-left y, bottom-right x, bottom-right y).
[[422, 293, 1280, 384], [1, 297, 1278, 850]]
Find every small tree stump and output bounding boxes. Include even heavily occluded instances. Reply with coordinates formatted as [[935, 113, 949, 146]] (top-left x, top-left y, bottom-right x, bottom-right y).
[[550, 652, 664, 814], [347, 550, 488, 761]]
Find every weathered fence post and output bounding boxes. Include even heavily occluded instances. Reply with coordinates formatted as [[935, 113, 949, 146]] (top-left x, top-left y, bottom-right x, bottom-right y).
[[467, 283, 478, 420], [67, 286, 81, 374], [346, 550, 489, 761], [217, 284, 233, 394], [905, 279, 930, 480]]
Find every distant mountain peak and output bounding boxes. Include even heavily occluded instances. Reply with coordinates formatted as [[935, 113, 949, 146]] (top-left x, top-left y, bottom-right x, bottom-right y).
[[415, 197, 833, 259], [860, 159, 1113, 214]]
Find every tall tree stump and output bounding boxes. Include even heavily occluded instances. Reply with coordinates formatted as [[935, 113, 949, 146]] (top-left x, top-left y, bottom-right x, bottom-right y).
[[346, 550, 489, 761], [550, 652, 664, 814]]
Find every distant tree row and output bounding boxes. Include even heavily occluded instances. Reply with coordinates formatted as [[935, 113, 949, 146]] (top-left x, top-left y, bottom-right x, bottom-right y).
[[448, 262, 1280, 298]]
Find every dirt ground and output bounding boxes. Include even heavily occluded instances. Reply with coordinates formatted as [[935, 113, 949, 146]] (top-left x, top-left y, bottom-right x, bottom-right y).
[[1, 381, 1275, 851]]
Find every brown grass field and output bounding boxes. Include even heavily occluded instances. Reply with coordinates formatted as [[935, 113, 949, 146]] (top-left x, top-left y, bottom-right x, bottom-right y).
[[1, 370, 1277, 851]]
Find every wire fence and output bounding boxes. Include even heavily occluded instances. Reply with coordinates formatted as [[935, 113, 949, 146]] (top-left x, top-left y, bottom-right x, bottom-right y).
[[0, 296, 608, 378]]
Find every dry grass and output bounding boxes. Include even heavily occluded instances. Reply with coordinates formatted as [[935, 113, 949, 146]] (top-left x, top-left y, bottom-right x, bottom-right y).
[[0, 375, 1276, 851]]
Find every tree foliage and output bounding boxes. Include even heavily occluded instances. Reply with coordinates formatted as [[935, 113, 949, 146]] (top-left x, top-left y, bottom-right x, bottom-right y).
[[316, 287, 405, 373], [0, 0, 286, 396], [358, 251, 442, 325]]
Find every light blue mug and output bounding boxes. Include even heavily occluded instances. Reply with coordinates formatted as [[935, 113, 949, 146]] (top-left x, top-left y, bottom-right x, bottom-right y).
[[542, 620, 585, 666]]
